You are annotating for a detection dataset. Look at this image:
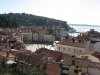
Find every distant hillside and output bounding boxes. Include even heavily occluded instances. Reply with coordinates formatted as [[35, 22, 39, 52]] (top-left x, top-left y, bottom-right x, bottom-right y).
[[0, 13, 70, 30], [68, 24, 100, 27], [0, 15, 18, 28]]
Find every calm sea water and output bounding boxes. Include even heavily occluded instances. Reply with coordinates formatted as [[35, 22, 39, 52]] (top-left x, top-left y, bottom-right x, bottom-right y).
[[68, 25, 100, 36]]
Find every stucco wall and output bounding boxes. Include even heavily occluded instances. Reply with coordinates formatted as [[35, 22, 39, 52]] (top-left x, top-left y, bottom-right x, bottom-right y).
[[66, 65, 87, 75], [88, 67, 100, 75], [56, 44, 85, 55]]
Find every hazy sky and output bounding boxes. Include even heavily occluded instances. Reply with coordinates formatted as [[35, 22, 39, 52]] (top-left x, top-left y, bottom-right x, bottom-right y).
[[0, 0, 100, 25]]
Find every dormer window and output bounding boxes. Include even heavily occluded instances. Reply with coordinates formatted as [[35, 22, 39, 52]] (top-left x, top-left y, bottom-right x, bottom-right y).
[[68, 48, 70, 52]]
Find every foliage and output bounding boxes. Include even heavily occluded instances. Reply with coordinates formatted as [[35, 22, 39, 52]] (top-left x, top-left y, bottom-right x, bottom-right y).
[[0, 58, 48, 75], [0, 15, 18, 28], [0, 13, 69, 30]]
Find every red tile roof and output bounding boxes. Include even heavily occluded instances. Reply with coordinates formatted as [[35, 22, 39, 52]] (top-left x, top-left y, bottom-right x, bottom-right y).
[[57, 39, 85, 48], [92, 51, 100, 60], [80, 36, 90, 41], [79, 51, 100, 60], [23, 51, 31, 56], [62, 56, 73, 66], [36, 48, 70, 62], [44, 62, 60, 75], [62, 56, 100, 68], [0, 52, 15, 57], [75, 58, 90, 67], [56, 53, 70, 62], [90, 62, 100, 69], [36, 48, 62, 61]]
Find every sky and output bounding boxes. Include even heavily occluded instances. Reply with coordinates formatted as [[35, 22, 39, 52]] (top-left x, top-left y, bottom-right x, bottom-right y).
[[0, 0, 100, 25]]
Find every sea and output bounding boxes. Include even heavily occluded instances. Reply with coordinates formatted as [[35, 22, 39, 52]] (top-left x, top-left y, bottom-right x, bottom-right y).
[[26, 24, 100, 52], [68, 24, 100, 37]]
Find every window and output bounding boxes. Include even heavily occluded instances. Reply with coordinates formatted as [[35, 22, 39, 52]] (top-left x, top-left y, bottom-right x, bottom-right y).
[[68, 48, 70, 52], [62, 67, 69, 70], [74, 69, 78, 73], [74, 49, 76, 52], [63, 47, 65, 51], [59, 47, 60, 50], [62, 73, 68, 75], [76, 66, 78, 68]]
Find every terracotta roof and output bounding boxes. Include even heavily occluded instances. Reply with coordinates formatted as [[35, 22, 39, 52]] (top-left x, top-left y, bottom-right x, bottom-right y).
[[36, 48, 70, 62], [0, 52, 15, 57], [44, 62, 60, 75], [16, 53, 29, 62], [16, 52, 49, 69], [57, 39, 85, 48], [79, 51, 100, 60], [75, 58, 90, 67], [27, 52, 49, 68], [62, 56, 100, 68], [80, 36, 90, 41], [23, 51, 31, 56], [90, 62, 100, 69], [56, 53, 70, 62], [62, 56, 72, 66], [36, 48, 61, 61], [79, 51, 95, 55]]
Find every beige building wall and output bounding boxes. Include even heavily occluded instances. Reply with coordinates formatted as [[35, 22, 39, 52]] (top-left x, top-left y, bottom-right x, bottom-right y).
[[56, 44, 85, 55], [62, 65, 69, 74], [33, 33, 38, 41], [61, 65, 88, 75], [69, 65, 82, 75], [27, 33, 32, 41], [88, 67, 100, 75], [44, 35, 55, 42], [15, 36, 23, 42], [8, 57, 15, 61], [76, 54, 100, 63]]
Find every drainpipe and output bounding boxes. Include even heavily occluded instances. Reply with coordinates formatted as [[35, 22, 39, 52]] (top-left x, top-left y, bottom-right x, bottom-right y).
[[89, 39, 91, 51], [68, 65, 71, 75], [87, 67, 88, 74], [60, 63, 62, 75], [77, 46, 78, 55]]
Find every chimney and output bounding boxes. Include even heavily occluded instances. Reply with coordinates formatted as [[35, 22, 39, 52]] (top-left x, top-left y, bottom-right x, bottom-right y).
[[6, 52, 9, 58], [78, 40, 81, 43], [78, 71, 82, 75], [72, 38, 75, 43]]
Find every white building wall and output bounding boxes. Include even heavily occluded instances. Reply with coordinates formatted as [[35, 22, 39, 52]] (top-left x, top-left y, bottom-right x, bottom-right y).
[[86, 41, 90, 51], [77, 55, 100, 63], [95, 42, 100, 52], [91, 56, 100, 62], [86, 38, 100, 52], [44, 35, 50, 42], [44, 35, 55, 42], [27, 33, 32, 41], [33, 33, 38, 41], [56, 44, 85, 55], [15, 36, 23, 42]]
